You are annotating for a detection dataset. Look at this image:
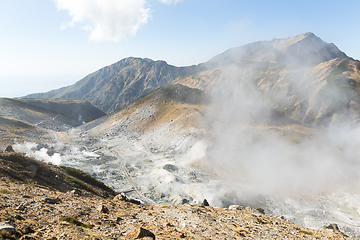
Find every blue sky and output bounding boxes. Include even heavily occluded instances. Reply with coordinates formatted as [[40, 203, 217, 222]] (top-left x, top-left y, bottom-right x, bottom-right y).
[[1, 0, 359, 98]]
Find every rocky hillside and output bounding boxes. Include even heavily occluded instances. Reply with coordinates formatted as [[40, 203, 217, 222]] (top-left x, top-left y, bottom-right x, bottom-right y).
[[25, 58, 203, 113], [0, 98, 106, 149], [0, 151, 353, 239], [0, 98, 105, 128], [0, 116, 43, 150], [18, 98, 106, 124]]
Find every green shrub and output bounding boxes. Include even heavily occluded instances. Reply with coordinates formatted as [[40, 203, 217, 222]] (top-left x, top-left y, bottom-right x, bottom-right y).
[[60, 166, 113, 192], [63, 175, 95, 194], [0, 189, 13, 195], [59, 217, 93, 229], [1, 152, 32, 167], [299, 230, 313, 235]]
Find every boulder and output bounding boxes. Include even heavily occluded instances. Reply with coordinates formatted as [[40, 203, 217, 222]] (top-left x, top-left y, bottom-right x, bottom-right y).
[[0, 221, 15, 233], [200, 199, 209, 207], [113, 194, 141, 205], [124, 227, 155, 239], [113, 194, 127, 201], [324, 223, 340, 231], [5, 145, 14, 152], [68, 189, 82, 196], [229, 205, 243, 210], [163, 164, 178, 172], [96, 204, 109, 213], [44, 197, 61, 204]]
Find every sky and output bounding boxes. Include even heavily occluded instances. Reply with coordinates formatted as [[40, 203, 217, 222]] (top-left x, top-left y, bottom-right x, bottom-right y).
[[1, 0, 360, 98]]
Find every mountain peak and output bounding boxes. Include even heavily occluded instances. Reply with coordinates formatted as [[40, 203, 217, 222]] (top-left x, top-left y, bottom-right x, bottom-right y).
[[271, 32, 347, 64], [271, 32, 321, 51]]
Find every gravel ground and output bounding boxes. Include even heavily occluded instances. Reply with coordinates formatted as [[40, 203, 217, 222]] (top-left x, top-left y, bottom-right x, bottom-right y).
[[0, 177, 353, 240]]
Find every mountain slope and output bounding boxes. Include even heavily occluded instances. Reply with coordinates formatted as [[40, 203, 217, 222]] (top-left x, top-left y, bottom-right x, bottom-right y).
[[0, 98, 105, 129], [25, 58, 203, 113], [0, 98, 106, 148], [178, 33, 359, 127], [18, 98, 106, 123]]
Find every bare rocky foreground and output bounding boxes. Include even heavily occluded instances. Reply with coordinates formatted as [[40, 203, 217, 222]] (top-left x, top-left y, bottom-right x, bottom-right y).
[[0, 154, 353, 239]]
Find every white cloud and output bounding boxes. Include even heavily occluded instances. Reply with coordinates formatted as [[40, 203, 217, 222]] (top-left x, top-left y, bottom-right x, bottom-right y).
[[54, 0, 181, 42]]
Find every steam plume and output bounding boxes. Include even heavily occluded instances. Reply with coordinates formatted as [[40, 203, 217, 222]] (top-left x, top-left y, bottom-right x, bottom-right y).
[[13, 142, 61, 165], [205, 59, 360, 200]]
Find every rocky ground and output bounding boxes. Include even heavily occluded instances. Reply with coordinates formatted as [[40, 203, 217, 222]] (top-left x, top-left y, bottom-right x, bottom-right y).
[[0, 151, 354, 239]]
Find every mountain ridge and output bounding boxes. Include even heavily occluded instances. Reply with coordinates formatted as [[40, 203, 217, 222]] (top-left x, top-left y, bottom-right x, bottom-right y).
[[24, 32, 356, 128], [25, 32, 345, 114], [25, 57, 204, 113]]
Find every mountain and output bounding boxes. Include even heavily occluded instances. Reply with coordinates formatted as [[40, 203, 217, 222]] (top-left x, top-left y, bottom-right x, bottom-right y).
[[25, 32, 354, 128], [18, 98, 106, 123], [202, 32, 347, 69], [25, 58, 203, 113], [271, 32, 347, 64], [178, 33, 360, 127], [11, 32, 360, 238], [0, 98, 105, 148]]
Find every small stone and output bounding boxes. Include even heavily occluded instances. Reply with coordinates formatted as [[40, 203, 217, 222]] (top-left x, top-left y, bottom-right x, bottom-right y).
[[113, 194, 127, 201], [200, 199, 209, 206], [0, 221, 15, 233], [5, 145, 14, 152], [97, 204, 109, 213], [256, 208, 265, 214], [163, 164, 178, 172], [165, 222, 174, 227], [324, 223, 340, 231], [181, 198, 189, 204], [16, 204, 27, 211], [229, 205, 242, 210], [124, 227, 155, 239], [44, 197, 61, 204], [68, 189, 82, 196]]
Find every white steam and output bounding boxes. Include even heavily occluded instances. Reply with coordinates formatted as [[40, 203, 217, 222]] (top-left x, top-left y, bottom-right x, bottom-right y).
[[54, 0, 181, 42], [12, 142, 100, 166], [206, 64, 360, 197], [13, 142, 62, 165]]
